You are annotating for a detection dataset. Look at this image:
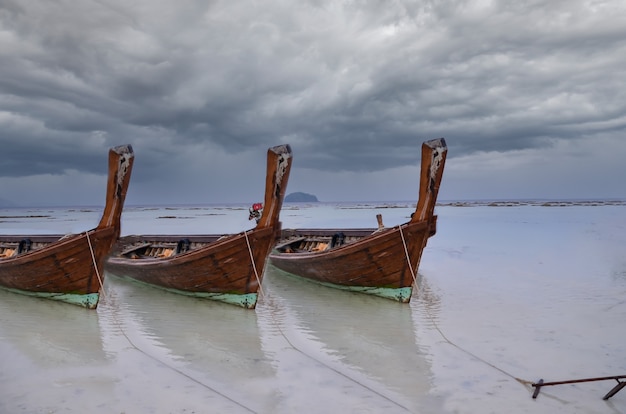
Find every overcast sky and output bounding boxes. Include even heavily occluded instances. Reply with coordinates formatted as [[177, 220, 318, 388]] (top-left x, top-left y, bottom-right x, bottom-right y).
[[1, 0, 625, 207]]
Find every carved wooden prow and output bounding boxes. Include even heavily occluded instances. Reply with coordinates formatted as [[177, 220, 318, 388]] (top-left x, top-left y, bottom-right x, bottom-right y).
[[411, 138, 447, 223], [256, 144, 293, 230], [96, 144, 135, 237]]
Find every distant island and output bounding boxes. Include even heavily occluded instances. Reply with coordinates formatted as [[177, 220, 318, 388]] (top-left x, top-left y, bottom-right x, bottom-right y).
[[284, 192, 319, 202]]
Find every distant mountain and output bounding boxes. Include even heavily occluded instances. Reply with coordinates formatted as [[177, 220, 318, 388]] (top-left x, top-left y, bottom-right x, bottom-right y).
[[285, 192, 319, 202]]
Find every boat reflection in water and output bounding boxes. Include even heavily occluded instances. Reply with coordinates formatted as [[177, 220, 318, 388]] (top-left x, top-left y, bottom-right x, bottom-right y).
[[98, 274, 277, 413], [256, 266, 445, 413], [0, 262, 443, 413], [0, 289, 109, 412]]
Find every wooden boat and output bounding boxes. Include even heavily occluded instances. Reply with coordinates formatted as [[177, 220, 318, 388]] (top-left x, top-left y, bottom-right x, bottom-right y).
[[104, 144, 293, 309], [0, 145, 135, 308], [268, 138, 447, 303]]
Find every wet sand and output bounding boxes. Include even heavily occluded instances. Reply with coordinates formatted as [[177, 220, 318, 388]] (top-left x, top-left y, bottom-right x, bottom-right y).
[[1, 202, 625, 413]]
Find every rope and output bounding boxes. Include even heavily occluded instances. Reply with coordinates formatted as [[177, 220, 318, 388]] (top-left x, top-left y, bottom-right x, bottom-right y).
[[85, 230, 105, 299], [424, 306, 533, 387], [244, 230, 265, 299], [398, 225, 419, 287], [398, 225, 534, 388]]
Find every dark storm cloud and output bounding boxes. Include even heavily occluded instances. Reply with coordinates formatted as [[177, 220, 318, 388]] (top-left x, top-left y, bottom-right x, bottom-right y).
[[1, 0, 625, 205]]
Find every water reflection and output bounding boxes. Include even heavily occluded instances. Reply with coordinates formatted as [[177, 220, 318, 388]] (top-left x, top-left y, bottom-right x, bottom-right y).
[[0, 289, 109, 412], [411, 275, 443, 328], [98, 275, 277, 413], [257, 266, 443, 413]]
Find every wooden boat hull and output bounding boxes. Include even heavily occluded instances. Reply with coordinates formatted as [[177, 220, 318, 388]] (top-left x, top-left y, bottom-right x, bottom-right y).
[[0, 145, 134, 308], [105, 144, 293, 309], [106, 228, 276, 308], [269, 138, 447, 303], [0, 230, 117, 308], [270, 220, 434, 302]]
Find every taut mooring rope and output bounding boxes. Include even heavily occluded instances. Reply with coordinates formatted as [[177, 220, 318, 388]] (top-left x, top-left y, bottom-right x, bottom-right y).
[[398, 224, 419, 287], [244, 230, 265, 299], [85, 230, 105, 299], [398, 224, 533, 388]]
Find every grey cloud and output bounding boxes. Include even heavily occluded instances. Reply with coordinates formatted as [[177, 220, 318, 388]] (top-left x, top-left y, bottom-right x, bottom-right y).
[[1, 0, 625, 205]]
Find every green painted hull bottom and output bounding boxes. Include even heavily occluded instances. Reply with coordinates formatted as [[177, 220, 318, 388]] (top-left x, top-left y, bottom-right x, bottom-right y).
[[0, 287, 99, 309], [273, 268, 413, 303], [109, 274, 258, 309]]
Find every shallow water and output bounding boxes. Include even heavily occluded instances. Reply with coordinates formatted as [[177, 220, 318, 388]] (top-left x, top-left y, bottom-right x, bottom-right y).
[[1, 201, 625, 413]]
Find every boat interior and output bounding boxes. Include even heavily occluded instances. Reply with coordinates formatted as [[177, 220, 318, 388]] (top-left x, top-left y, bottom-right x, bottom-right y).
[[274, 231, 371, 254], [116, 236, 224, 259], [0, 237, 60, 259]]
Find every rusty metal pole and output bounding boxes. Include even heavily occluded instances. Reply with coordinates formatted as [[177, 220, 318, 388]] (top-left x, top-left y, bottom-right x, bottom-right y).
[[531, 375, 626, 400]]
